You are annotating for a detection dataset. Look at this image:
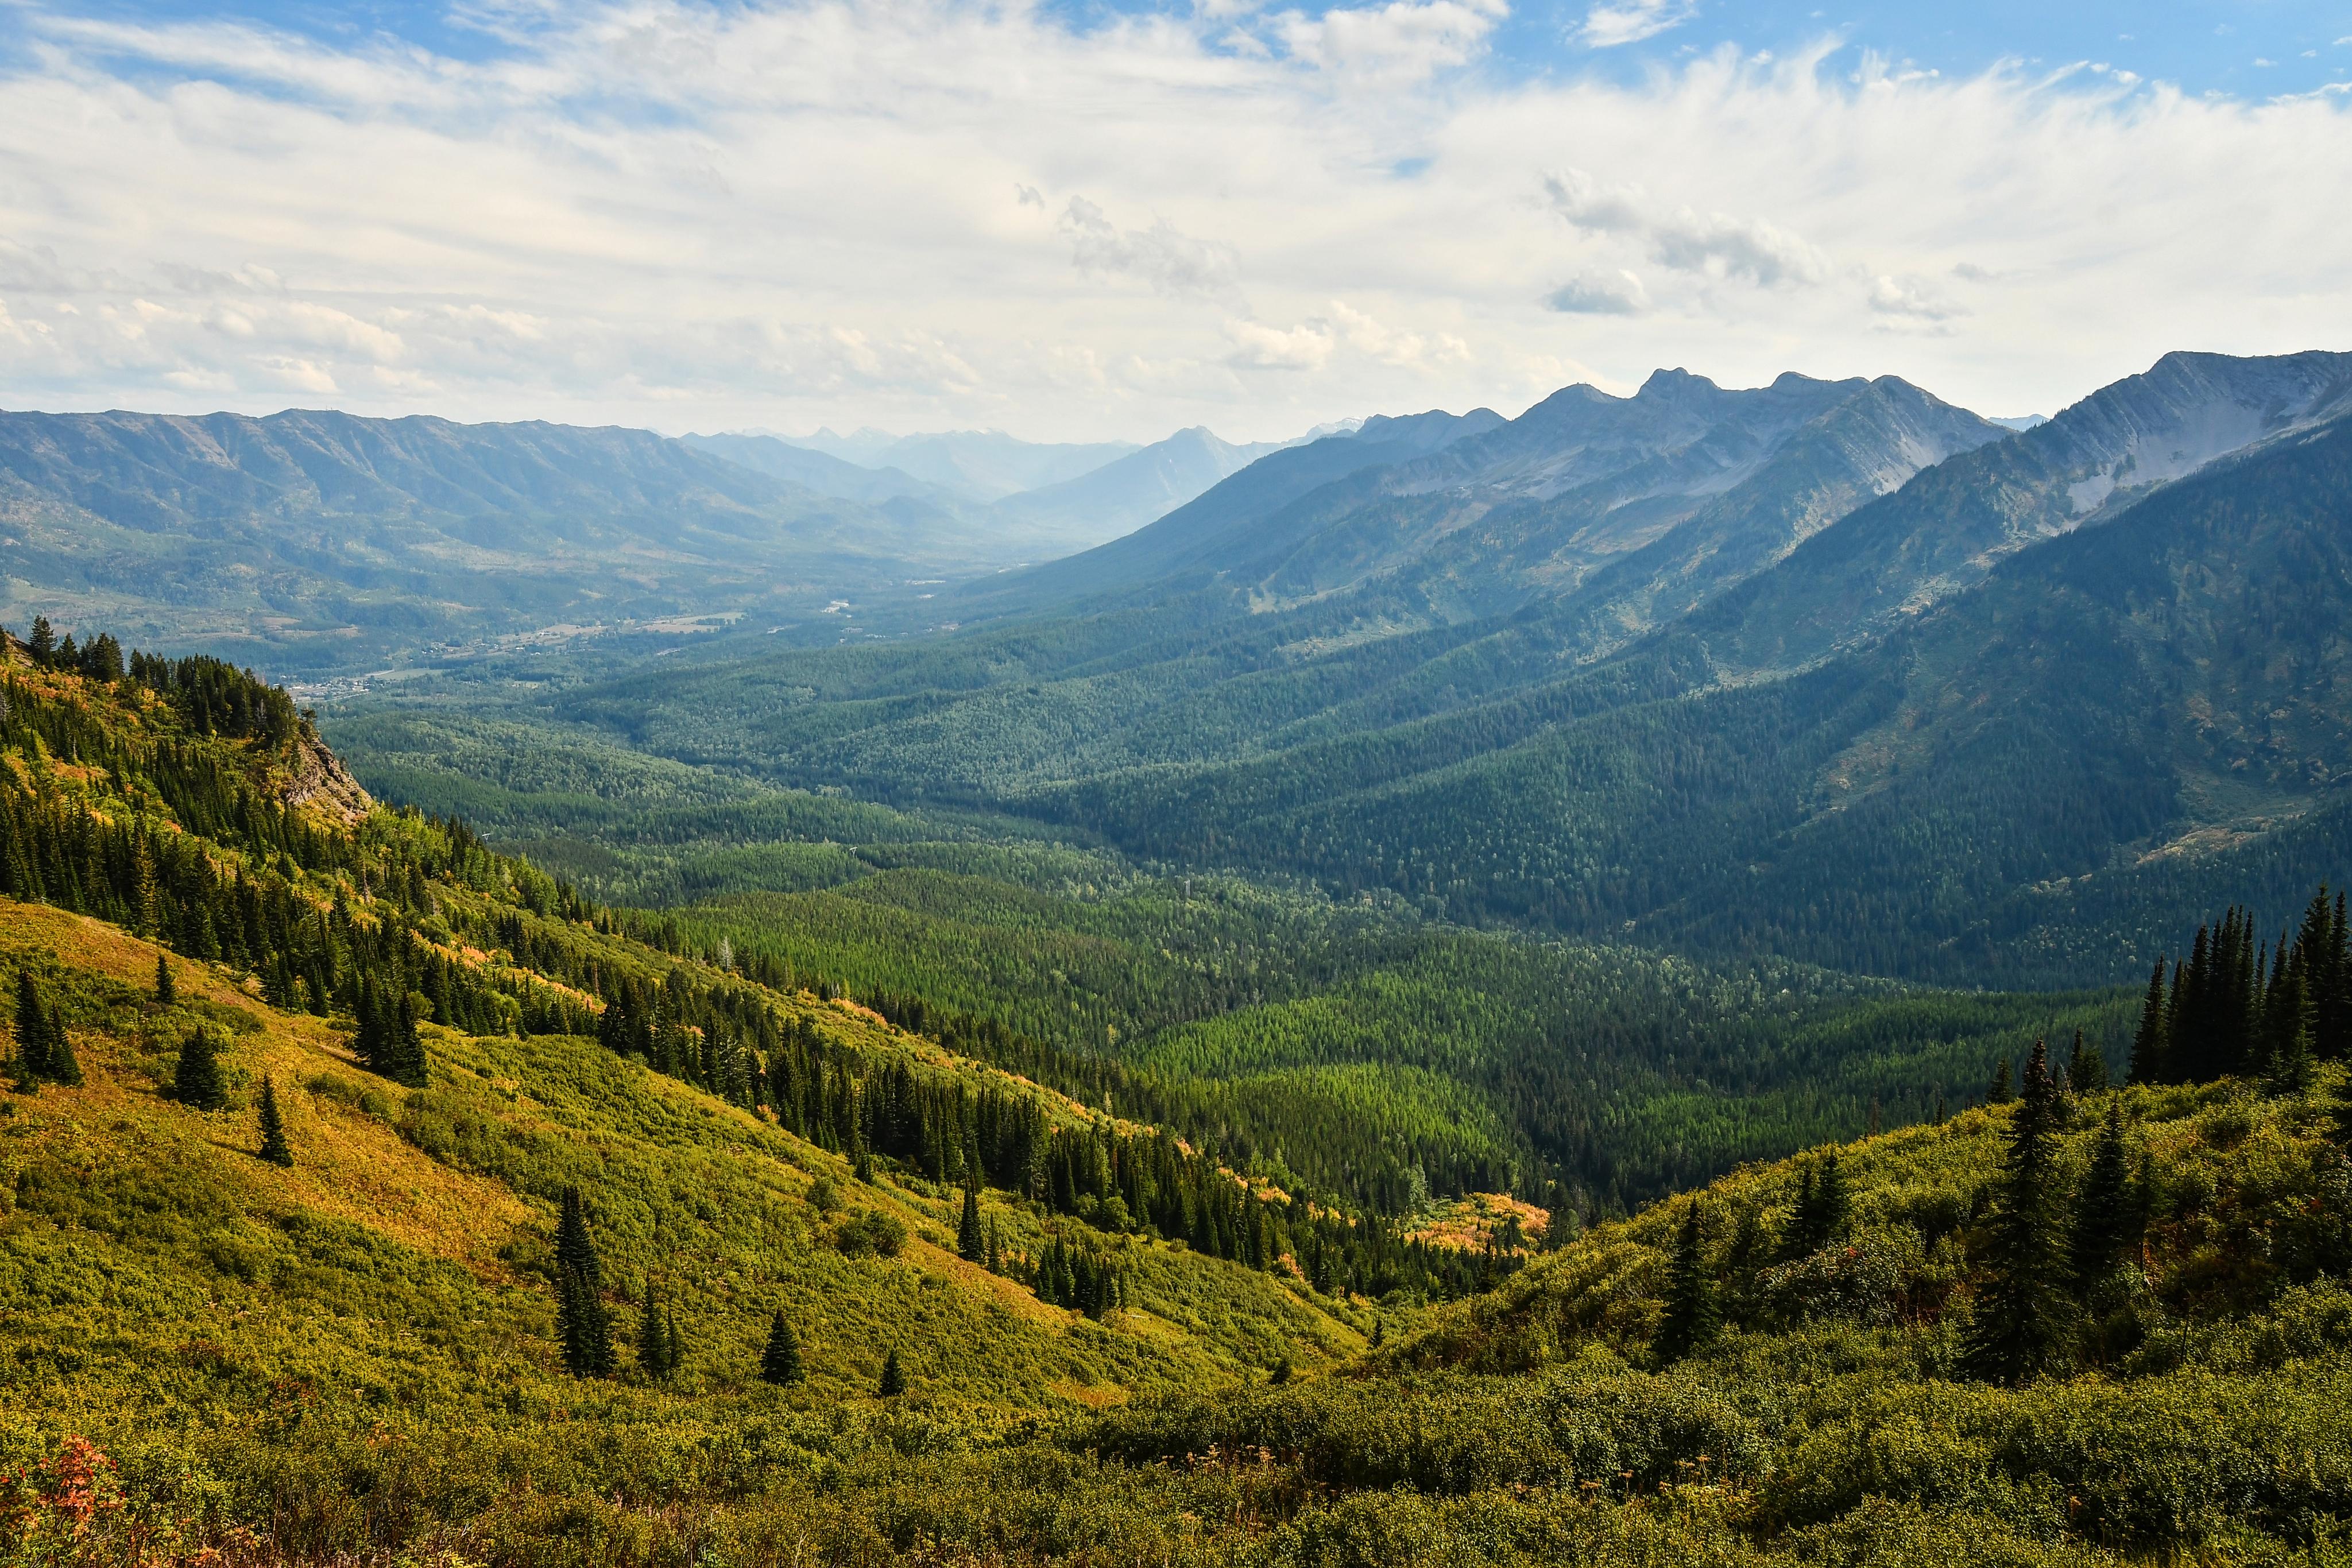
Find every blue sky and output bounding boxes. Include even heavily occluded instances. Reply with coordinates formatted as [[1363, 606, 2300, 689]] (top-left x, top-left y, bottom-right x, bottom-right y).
[[43, 0, 2352, 95], [0, 0, 2346, 439]]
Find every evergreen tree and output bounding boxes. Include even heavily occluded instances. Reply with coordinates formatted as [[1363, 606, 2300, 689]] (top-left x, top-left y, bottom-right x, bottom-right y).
[[554, 1186, 613, 1377], [2069, 1101, 2137, 1290], [760, 1311, 803, 1385], [958, 1183, 984, 1261], [11, 970, 50, 1086], [174, 1027, 226, 1111], [877, 1347, 906, 1396], [853, 1137, 875, 1184], [1963, 1039, 2068, 1385], [638, 1283, 672, 1379], [389, 990, 427, 1089], [1653, 1200, 1721, 1364], [27, 616, 53, 663], [1786, 1153, 1850, 1256], [663, 1308, 685, 1380], [1987, 1058, 2014, 1105], [153, 953, 175, 1007], [2068, 1028, 2110, 1095], [43, 1004, 78, 1087], [256, 1075, 293, 1167]]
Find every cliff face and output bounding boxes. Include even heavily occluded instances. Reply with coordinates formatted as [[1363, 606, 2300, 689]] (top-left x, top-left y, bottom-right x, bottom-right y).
[[284, 722, 372, 825]]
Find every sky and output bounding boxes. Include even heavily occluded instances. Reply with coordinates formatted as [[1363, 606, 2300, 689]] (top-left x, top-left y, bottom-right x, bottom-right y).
[[0, 0, 2347, 443]]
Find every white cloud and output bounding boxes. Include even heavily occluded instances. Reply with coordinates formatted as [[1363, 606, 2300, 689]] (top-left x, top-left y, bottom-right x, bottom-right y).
[[1577, 0, 1697, 49], [1061, 197, 1242, 299], [1544, 270, 1650, 313], [1274, 0, 1509, 86], [0, 8, 2343, 439], [1544, 167, 1832, 287]]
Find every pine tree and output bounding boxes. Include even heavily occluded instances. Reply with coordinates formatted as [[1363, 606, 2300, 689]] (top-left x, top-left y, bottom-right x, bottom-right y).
[[1786, 1153, 1850, 1256], [1987, 1058, 2014, 1105], [1963, 1039, 2069, 1385], [27, 616, 53, 663], [256, 1075, 293, 1167], [638, 1283, 671, 1379], [2069, 1101, 2137, 1290], [2068, 1028, 2110, 1095], [175, 1027, 226, 1111], [1653, 1200, 1721, 1364], [663, 1309, 685, 1380], [957, 1183, 984, 1261], [153, 953, 175, 1007], [853, 1137, 874, 1184], [389, 991, 427, 1089], [44, 1005, 79, 1087], [877, 1347, 905, 1396], [760, 1311, 803, 1385], [554, 1187, 613, 1377], [12, 970, 51, 1086]]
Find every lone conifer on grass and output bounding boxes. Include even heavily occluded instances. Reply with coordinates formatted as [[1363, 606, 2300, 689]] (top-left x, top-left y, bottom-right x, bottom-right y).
[[554, 1187, 613, 1377], [11, 971, 49, 1089], [257, 1075, 293, 1166], [761, 1312, 803, 1385], [175, 1027, 226, 1110], [877, 1347, 905, 1396], [154, 954, 176, 1007], [958, 1183, 984, 1262], [1654, 1200, 1720, 1364], [2070, 1101, 2137, 1289], [1963, 1039, 2068, 1385], [639, 1282, 672, 1379]]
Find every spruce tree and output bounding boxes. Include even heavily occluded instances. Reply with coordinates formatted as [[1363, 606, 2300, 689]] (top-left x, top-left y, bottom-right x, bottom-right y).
[[389, 991, 427, 1089], [2069, 1101, 2137, 1290], [2068, 1029, 2110, 1095], [175, 1027, 227, 1111], [1987, 1058, 2014, 1105], [554, 1187, 613, 1377], [958, 1183, 984, 1262], [1787, 1153, 1850, 1257], [257, 1075, 293, 1167], [1963, 1039, 2068, 1385], [760, 1311, 803, 1385], [877, 1347, 906, 1396], [12, 970, 50, 1086], [638, 1282, 671, 1379], [1653, 1201, 1721, 1364], [153, 953, 176, 1007], [663, 1308, 685, 1380], [44, 1004, 79, 1087]]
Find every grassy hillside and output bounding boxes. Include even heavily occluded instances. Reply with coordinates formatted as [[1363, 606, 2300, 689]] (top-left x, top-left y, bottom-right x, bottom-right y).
[[11, 944, 2349, 1563]]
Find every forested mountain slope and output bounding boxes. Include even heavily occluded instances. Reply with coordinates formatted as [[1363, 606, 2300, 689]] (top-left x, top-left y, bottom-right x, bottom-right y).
[[551, 355, 2352, 986], [322, 698, 2133, 1217]]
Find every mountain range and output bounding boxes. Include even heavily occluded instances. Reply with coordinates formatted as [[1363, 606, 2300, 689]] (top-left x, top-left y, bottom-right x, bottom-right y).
[[555, 349, 2352, 986]]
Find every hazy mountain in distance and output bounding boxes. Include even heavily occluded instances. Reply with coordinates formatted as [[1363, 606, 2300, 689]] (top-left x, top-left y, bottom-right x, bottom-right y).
[[677, 431, 967, 512], [953, 406, 1507, 615], [1989, 414, 2049, 431], [982, 426, 1297, 553], [775, 427, 1142, 502]]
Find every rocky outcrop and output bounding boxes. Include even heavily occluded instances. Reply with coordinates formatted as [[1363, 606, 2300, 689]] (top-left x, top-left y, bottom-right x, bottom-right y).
[[285, 723, 372, 826]]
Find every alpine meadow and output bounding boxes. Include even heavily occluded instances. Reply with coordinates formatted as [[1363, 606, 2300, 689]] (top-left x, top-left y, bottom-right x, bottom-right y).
[[5, 5, 2352, 1566]]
